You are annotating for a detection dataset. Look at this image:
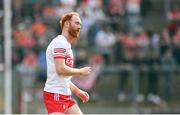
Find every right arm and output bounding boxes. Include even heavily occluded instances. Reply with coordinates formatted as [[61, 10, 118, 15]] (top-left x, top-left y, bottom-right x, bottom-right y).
[[54, 58, 91, 77]]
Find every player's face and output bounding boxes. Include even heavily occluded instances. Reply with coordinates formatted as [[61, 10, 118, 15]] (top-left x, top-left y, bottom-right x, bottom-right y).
[[68, 15, 82, 40]]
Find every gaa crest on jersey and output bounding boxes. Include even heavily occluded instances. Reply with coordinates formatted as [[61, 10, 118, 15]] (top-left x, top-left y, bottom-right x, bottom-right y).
[[65, 55, 74, 67]]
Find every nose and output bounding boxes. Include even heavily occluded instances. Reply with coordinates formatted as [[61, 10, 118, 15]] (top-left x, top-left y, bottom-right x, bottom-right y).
[[77, 27, 81, 32], [78, 25, 81, 30]]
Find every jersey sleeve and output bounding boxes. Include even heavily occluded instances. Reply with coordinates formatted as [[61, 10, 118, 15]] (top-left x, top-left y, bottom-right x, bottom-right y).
[[51, 40, 67, 59]]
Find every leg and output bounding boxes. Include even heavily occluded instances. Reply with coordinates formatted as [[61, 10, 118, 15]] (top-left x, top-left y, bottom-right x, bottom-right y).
[[66, 104, 83, 114]]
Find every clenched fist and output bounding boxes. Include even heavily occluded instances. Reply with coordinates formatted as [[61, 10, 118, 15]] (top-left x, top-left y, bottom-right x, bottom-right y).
[[79, 67, 91, 76], [76, 90, 89, 103]]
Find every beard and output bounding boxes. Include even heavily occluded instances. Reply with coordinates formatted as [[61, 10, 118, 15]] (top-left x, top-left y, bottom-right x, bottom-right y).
[[68, 26, 80, 39]]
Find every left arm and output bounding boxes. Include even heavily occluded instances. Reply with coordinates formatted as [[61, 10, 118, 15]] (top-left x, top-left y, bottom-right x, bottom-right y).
[[70, 82, 89, 103]]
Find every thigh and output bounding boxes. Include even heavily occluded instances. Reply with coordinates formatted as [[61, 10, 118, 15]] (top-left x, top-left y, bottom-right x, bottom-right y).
[[66, 104, 83, 114]]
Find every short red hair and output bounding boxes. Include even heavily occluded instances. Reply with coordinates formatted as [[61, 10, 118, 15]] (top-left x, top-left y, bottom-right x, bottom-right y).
[[60, 12, 80, 29]]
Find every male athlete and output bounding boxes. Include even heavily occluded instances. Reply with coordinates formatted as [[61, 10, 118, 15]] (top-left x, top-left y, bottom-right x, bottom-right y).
[[43, 12, 91, 114]]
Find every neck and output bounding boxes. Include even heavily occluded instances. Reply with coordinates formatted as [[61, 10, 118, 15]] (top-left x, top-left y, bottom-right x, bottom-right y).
[[62, 29, 74, 44]]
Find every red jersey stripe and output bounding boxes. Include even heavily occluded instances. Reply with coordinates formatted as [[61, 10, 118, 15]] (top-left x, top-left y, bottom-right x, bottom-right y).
[[54, 56, 65, 59], [54, 48, 66, 53]]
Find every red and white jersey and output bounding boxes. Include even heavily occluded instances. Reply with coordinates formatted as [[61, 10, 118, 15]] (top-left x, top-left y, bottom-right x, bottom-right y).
[[44, 35, 74, 95]]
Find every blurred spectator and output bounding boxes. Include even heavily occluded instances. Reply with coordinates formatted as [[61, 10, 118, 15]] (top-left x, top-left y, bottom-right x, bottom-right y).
[[76, 0, 105, 45], [114, 32, 124, 64], [76, 0, 93, 19], [76, 1, 94, 44], [16, 50, 38, 105], [37, 50, 47, 83], [12, 47, 24, 67], [87, 22, 101, 46], [134, 30, 151, 102], [17, 50, 38, 89], [13, 0, 23, 23], [126, 0, 141, 33], [54, 0, 77, 18], [95, 25, 116, 65], [61, 0, 77, 7], [149, 30, 160, 56], [146, 49, 161, 105], [86, 0, 103, 9], [38, 26, 56, 47], [167, 20, 178, 37], [159, 28, 172, 56], [107, 0, 125, 17], [121, 33, 136, 64], [134, 44, 148, 103], [42, 5, 57, 26], [168, 5, 180, 21], [31, 14, 47, 38], [13, 23, 35, 48], [172, 27, 180, 65], [161, 48, 176, 100], [89, 0, 106, 23], [117, 63, 133, 102], [167, 5, 180, 37], [172, 27, 180, 45], [135, 30, 150, 59], [74, 48, 88, 67], [117, 33, 136, 102]]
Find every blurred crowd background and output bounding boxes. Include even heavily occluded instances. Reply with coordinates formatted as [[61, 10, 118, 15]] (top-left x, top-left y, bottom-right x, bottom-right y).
[[0, 0, 180, 114]]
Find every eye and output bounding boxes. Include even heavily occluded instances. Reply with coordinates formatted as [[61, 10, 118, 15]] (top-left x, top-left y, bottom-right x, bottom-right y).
[[75, 22, 82, 26]]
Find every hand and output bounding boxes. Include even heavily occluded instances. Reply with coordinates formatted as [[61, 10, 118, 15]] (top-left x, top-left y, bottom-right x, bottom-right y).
[[76, 90, 90, 103], [79, 67, 91, 76]]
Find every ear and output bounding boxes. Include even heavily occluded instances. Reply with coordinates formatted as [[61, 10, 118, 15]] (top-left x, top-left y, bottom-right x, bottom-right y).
[[64, 21, 70, 28]]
